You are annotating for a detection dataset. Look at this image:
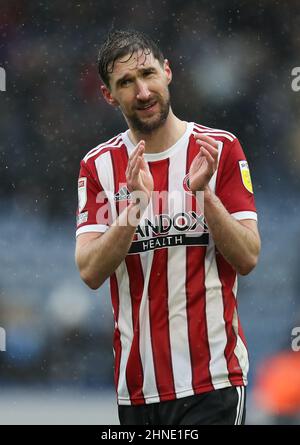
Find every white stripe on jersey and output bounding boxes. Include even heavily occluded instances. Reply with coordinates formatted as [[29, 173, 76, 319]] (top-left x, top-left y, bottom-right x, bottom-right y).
[[95, 151, 118, 223], [139, 247, 160, 404], [167, 145, 193, 395], [231, 211, 257, 221], [194, 123, 236, 140], [83, 135, 121, 162], [76, 224, 108, 237], [232, 279, 249, 382], [94, 150, 132, 403], [204, 240, 231, 389], [84, 137, 123, 162], [204, 157, 231, 389], [115, 262, 133, 404], [194, 130, 234, 142], [193, 126, 235, 142]]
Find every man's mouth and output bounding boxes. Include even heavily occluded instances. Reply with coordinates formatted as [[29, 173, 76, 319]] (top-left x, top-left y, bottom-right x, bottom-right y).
[[136, 101, 157, 110]]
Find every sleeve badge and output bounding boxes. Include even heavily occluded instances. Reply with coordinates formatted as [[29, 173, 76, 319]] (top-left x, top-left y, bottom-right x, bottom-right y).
[[239, 161, 253, 194], [78, 177, 87, 212]]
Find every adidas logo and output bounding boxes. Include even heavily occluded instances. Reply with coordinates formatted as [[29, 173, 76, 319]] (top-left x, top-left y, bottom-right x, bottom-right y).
[[114, 186, 131, 201]]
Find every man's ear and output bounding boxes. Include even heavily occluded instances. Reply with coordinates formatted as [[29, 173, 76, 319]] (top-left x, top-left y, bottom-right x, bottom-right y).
[[164, 59, 172, 85], [101, 84, 119, 107]]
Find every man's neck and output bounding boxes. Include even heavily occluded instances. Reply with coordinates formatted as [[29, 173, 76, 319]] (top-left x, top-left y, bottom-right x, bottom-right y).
[[127, 111, 187, 154]]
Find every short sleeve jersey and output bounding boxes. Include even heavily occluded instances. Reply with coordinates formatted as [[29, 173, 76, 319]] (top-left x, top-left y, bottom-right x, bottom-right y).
[[76, 122, 257, 406]]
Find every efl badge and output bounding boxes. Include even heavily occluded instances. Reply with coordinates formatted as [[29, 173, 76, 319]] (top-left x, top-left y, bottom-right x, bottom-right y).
[[78, 177, 87, 212], [239, 161, 253, 193]]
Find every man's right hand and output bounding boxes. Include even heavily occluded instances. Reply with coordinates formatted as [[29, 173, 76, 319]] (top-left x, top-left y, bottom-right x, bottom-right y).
[[126, 140, 154, 208]]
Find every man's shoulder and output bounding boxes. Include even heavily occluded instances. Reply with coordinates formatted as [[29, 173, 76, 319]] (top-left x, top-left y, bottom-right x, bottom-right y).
[[192, 122, 237, 143], [81, 132, 125, 165]]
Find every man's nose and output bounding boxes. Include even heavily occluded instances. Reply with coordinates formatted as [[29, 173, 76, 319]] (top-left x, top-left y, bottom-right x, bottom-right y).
[[136, 80, 151, 101]]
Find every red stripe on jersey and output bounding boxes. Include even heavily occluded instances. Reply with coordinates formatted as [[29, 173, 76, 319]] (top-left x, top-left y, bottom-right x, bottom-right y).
[[185, 136, 214, 391], [110, 144, 145, 404], [125, 256, 146, 404], [110, 273, 122, 393], [215, 253, 244, 385], [148, 159, 176, 401], [120, 144, 129, 164]]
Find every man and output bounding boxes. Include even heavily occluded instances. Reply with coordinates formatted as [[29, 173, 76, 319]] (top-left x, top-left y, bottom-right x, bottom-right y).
[[75, 29, 261, 425]]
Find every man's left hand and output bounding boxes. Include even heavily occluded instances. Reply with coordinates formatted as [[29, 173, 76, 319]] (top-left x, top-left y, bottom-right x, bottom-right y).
[[188, 134, 219, 193]]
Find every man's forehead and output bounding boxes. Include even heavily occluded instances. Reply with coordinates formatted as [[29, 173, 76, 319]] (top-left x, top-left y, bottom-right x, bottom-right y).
[[111, 51, 159, 76]]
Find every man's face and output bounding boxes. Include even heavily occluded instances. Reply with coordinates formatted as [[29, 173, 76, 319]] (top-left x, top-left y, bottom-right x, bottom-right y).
[[104, 50, 172, 133]]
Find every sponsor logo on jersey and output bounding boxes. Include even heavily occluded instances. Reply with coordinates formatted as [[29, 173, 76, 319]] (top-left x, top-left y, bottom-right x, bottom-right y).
[[129, 232, 209, 253], [129, 211, 209, 254], [95, 187, 209, 253], [136, 212, 207, 237], [114, 185, 131, 201], [239, 161, 253, 193], [78, 177, 87, 212]]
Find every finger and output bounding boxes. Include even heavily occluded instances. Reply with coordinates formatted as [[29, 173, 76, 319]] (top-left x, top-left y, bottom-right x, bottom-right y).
[[129, 145, 143, 171], [130, 142, 145, 169], [131, 156, 142, 180], [128, 140, 145, 161], [128, 142, 141, 161], [196, 140, 218, 159], [200, 146, 216, 169], [140, 155, 150, 172], [127, 142, 144, 178], [194, 133, 218, 147], [191, 151, 202, 166], [195, 138, 219, 154], [194, 133, 219, 148]]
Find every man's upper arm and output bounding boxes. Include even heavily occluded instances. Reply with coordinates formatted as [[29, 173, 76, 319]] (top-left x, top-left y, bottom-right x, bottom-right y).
[[75, 231, 103, 268], [76, 159, 111, 237], [238, 219, 260, 242], [76, 231, 103, 250]]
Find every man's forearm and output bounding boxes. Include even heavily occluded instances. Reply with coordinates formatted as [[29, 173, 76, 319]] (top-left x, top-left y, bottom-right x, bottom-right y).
[[200, 187, 260, 275], [77, 202, 142, 289]]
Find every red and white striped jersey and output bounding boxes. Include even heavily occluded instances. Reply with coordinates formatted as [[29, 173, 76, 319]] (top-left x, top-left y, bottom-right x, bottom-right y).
[[76, 122, 257, 406]]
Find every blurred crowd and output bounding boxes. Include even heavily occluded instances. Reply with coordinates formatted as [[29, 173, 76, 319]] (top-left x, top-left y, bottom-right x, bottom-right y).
[[0, 0, 300, 423], [1, 0, 300, 217]]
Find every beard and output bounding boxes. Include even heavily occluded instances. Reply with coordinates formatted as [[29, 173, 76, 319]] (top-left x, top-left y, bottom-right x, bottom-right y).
[[123, 92, 171, 134]]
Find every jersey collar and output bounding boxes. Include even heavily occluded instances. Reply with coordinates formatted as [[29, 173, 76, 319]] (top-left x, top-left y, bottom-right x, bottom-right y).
[[122, 122, 194, 162]]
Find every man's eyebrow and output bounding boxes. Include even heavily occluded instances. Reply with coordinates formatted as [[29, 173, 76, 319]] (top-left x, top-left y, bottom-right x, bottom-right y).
[[115, 74, 133, 87], [115, 67, 157, 87]]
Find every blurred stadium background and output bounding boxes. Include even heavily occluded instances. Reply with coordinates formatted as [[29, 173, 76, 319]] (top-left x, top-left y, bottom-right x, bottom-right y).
[[1, 0, 300, 425]]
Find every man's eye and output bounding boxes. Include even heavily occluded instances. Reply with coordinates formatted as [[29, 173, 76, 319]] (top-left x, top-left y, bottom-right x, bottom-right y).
[[121, 79, 132, 86], [144, 71, 154, 77]]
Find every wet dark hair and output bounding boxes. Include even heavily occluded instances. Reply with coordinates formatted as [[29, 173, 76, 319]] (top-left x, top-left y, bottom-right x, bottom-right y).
[[98, 29, 165, 88]]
